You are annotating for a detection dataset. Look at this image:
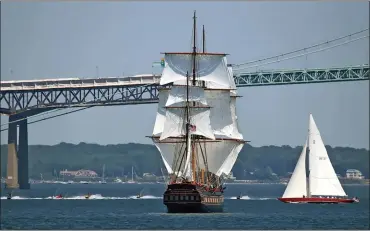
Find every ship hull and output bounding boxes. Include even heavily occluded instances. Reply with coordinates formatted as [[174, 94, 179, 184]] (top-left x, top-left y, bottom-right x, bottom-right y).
[[163, 183, 224, 213], [166, 202, 223, 213], [278, 197, 359, 204]]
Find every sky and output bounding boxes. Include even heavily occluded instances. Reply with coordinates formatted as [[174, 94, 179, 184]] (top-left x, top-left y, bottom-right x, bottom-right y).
[[1, 1, 369, 149]]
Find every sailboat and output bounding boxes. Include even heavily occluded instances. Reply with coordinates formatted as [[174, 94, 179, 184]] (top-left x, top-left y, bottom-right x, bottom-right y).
[[278, 114, 360, 204], [100, 164, 107, 184], [148, 11, 246, 213], [127, 166, 135, 184]]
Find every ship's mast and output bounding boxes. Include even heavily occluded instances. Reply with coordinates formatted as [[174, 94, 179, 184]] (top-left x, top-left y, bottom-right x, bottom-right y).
[[191, 10, 198, 182], [192, 11, 197, 85]]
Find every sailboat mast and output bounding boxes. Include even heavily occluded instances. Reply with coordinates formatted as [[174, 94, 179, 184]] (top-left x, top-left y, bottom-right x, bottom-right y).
[[102, 164, 105, 180], [202, 25, 205, 53], [305, 136, 311, 198]]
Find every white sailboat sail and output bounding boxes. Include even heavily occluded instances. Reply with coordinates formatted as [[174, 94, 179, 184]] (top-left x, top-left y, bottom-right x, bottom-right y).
[[308, 114, 347, 197], [151, 52, 245, 180], [282, 140, 308, 198]]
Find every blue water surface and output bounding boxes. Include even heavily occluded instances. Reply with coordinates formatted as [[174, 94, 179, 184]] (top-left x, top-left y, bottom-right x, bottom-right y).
[[1, 183, 369, 229]]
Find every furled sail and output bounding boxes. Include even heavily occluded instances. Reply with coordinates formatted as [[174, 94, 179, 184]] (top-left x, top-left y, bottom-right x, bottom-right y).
[[282, 140, 308, 198], [308, 114, 347, 197]]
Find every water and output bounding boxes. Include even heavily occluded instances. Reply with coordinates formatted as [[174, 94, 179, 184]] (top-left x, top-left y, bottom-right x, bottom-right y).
[[1, 183, 369, 229]]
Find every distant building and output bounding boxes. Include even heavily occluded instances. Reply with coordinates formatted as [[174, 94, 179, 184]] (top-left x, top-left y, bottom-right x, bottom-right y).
[[60, 169, 98, 178], [60, 169, 78, 177], [142, 173, 157, 181], [345, 169, 364, 179]]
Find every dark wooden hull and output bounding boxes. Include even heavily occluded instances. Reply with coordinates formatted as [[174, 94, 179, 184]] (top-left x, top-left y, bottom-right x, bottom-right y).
[[163, 183, 224, 213], [278, 197, 359, 204]]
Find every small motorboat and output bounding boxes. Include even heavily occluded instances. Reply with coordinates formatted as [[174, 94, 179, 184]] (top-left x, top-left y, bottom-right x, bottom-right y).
[[236, 193, 242, 200], [55, 194, 63, 199], [85, 193, 91, 199], [136, 193, 143, 199], [6, 192, 12, 200]]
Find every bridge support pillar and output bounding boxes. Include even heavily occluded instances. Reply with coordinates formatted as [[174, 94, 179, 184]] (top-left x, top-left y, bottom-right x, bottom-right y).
[[4, 108, 54, 190], [5, 116, 30, 189], [5, 117, 19, 189], [18, 118, 30, 189]]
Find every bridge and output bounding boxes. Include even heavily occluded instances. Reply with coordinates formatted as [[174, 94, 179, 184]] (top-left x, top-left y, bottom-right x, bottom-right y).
[[1, 65, 368, 113]]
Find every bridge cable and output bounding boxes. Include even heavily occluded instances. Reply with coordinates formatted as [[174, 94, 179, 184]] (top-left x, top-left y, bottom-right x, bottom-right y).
[[0, 83, 157, 131], [0, 107, 94, 132], [233, 28, 369, 69], [234, 35, 369, 72]]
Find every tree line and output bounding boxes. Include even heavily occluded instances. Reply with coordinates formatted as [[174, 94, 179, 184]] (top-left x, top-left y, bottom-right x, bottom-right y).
[[0, 142, 368, 180]]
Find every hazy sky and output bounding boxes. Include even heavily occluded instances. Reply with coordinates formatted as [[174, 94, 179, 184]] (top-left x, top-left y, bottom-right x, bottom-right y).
[[1, 1, 369, 149]]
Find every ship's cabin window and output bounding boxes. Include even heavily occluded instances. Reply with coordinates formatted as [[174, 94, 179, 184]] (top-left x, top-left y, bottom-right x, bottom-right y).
[[175, 195, 179, 200], [185, 196, 189, 201]]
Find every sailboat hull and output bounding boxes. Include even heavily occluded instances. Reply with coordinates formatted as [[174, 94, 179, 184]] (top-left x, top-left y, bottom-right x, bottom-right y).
[[278, 197, 359, 204], [163, 183, 224, 213]]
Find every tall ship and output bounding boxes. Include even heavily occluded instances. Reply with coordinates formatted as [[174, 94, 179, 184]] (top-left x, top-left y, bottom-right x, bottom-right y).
[[278, 114, 359, 204], [148, 11, 246, 213]]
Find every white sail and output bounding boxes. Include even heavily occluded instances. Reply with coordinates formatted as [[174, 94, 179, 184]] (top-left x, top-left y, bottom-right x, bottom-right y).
[[230, 96, 243, 139], [160, 53, 235, 89], [159, 107, 215, 140], [153, 141, 177, 174], [152, 89, 170, 136], [227, 64, 238, 96], [165, 85, 207, 107], [308, 114, 347, 197], [216, 143, 244, 176], [206, 59, 237, 91], [282, 140, 308, 198], [205, 90, 243, 139], [191, 140, 242, 176]]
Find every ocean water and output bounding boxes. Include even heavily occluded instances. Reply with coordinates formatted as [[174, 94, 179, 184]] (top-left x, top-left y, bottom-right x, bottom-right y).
[[1, 183, 369, 229]]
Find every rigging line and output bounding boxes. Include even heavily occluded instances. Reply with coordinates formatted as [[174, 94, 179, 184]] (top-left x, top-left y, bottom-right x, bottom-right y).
[[233, 28, 369, 68], [234, 35, 369, 71], [0, 83, 157, 128], [0, 106, 92, 132]]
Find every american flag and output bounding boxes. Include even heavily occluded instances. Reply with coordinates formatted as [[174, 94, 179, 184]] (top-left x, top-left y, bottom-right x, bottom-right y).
[[189, 124, 196, 132]]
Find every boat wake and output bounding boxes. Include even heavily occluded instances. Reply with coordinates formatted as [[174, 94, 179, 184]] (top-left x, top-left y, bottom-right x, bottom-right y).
[[0, 196, 44, 200], [2, 195, 275, 200], [228, 195, 274, 200], [1, 194, 161, 200]]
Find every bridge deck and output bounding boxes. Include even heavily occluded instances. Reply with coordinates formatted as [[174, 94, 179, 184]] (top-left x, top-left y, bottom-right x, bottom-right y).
[[1, 74, 161, 91]]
